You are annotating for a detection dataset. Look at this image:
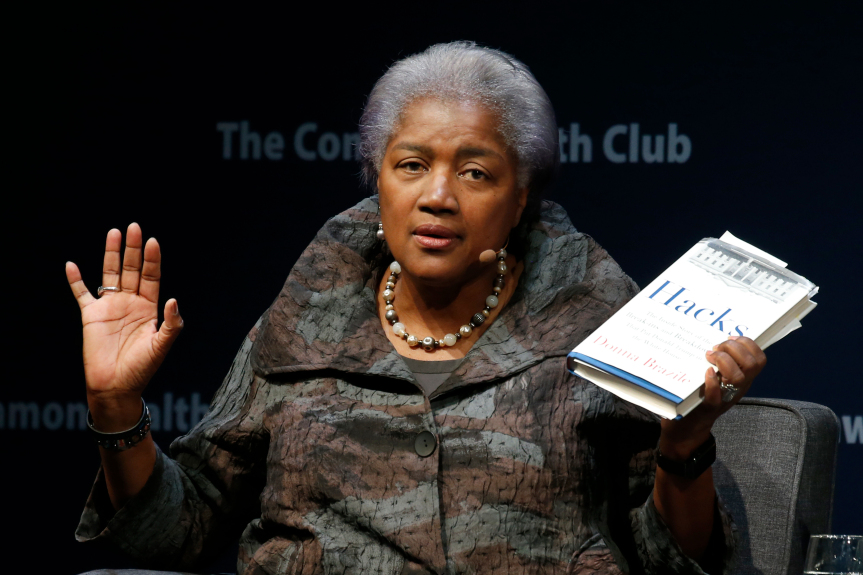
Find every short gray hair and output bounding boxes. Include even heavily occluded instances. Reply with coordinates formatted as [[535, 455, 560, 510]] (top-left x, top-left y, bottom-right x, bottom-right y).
[[359, 41, 559, 203]]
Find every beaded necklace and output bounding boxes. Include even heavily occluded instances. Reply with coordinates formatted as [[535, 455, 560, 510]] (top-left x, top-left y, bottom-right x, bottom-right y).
[[382, 249, 508, 352]]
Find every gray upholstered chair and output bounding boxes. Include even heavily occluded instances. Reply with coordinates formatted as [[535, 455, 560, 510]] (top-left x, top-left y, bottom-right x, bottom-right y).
[[712, 398, 841, 575]]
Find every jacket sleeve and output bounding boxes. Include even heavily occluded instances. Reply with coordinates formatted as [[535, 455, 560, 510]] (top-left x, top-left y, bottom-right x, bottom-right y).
[[580, 387, 737, 575], [632, 491, 736, 574], [75, 326, 269, 571]]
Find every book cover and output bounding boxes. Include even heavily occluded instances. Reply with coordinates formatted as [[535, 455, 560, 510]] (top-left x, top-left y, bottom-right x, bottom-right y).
[[568, 232, 818, 419]]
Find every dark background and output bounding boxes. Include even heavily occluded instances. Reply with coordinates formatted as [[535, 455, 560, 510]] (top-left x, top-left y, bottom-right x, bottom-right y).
[[7, 3, 861, 573]]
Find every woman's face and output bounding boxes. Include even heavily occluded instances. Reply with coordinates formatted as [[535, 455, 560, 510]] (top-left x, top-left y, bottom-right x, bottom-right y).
[[378, 98, 528, 287]]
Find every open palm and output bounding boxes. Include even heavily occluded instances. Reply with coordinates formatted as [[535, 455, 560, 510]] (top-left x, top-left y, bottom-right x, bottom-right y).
[[66, 223, 183, 403]]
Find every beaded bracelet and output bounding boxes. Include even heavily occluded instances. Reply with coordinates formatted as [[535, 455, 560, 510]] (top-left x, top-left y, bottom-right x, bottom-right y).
[[86, 398, 151, 451]]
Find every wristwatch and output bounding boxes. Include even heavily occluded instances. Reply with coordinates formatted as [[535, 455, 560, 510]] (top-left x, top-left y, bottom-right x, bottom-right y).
[[656, 433, 716, 480]]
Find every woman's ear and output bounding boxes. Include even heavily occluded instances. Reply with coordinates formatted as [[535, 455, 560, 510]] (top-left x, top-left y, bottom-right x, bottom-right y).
[[512, 186, 529, 227]]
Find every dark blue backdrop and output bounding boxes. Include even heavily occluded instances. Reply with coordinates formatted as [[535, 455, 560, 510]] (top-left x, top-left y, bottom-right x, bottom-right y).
[[8, 4, 861, 573]]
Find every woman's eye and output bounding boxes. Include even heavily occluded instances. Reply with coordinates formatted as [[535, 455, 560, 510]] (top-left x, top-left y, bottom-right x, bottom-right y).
[[460, 169, 487, 181], [401, 161, 425, 173]]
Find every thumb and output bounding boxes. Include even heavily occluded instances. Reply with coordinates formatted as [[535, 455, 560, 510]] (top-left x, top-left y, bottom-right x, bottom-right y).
[[153, 298, 184, 358]]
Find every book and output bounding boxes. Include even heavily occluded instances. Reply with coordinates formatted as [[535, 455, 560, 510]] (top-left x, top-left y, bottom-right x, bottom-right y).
[[567, 232, 818, 419]]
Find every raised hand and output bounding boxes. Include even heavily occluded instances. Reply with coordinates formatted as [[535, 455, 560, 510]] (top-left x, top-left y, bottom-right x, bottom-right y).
[[66, 223, 183, 430]]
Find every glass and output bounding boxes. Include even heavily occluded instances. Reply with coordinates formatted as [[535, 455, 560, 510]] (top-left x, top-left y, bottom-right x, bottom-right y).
[[804, 535, 863, 574]]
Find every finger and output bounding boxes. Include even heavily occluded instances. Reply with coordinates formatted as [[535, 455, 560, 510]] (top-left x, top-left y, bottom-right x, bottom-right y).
[[102, 228, 122, 290], [727, 335, 767, 369], [713, 339, 763, 379], [702, 366, 722, 409], [706, 348, 749, 389], [120, 223, 144, 293], [66, 261, 96, 309], [152, 299, 184, 358], [138, 238, 162, 303]]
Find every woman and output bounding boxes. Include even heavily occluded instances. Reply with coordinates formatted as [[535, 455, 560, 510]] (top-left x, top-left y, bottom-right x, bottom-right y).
[[68, 42, 764, 574]]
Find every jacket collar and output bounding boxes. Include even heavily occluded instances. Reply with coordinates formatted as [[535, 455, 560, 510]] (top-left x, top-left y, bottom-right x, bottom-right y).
[[251, 197, 593, 397]]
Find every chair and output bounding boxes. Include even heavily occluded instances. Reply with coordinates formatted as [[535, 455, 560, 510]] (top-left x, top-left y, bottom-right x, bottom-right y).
[[712, 398, 840, 575]]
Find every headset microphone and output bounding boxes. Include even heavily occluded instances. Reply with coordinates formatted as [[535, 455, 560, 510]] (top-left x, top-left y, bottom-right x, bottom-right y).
[[479, 249, 497, 263]]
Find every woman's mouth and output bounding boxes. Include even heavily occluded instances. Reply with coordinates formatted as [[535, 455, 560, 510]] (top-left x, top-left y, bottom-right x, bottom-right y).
[[413, 224, 458, 249]]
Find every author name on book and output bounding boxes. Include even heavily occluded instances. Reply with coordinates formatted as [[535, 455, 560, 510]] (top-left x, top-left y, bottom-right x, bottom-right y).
[[591, 335, 694, 385]]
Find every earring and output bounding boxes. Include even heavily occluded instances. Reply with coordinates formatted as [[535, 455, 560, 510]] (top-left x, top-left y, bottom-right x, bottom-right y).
[[376, 223, 385, 241], [499, 236, 509, 255]]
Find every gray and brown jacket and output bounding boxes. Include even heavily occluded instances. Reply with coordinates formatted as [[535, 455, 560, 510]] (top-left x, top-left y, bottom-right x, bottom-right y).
[[77, 198, 735, 574]]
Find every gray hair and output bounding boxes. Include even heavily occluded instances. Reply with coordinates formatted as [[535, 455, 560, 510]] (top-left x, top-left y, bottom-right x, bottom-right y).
[[359, 41, 559, 204]]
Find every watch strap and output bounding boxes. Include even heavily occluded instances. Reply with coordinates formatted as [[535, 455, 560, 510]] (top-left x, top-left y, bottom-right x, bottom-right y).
[[656, 433, 716, 480]]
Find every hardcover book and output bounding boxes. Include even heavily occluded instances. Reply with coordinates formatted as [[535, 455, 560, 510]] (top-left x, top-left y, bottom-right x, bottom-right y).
[[567, 232, 818, 419]]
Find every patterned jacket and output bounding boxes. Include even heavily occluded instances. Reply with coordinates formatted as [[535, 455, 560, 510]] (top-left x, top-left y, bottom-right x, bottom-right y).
[[77, 198, 735, 574]]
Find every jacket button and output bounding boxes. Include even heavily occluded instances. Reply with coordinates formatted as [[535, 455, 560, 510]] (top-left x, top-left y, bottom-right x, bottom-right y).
[[414, 431, 437, 457]]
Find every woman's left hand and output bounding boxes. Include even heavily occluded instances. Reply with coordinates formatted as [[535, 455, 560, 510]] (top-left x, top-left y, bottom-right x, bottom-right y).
[[659, 335, 767, 457]]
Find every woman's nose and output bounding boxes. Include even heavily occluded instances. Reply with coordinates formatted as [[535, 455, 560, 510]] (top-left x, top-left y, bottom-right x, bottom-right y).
[[418, 172, 459, 215]]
